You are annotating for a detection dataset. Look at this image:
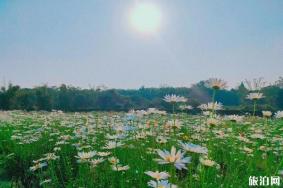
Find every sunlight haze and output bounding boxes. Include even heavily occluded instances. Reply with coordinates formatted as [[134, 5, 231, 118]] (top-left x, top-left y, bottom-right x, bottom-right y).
[[0, 0, 282, 89]]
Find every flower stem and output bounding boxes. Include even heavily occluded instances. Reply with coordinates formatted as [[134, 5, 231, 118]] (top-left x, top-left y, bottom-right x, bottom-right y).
[[211, 89, 216, 117], [253, 100, 257, 117]]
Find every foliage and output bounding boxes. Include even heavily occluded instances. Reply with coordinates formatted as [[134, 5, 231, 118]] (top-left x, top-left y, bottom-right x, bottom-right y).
[[0, 80, 283, 112]]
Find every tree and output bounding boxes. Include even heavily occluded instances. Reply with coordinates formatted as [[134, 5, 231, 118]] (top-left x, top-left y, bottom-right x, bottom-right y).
[[34, 85, 53, 110]]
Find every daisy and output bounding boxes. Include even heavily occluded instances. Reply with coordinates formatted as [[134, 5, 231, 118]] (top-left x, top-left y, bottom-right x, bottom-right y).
[[155, 146, 191, 170], [202, 111, 210, 116], [205, 78, 227, 90], [225, 115, 244, 123], [179, 142, 208, 155], [103, 141, 123, 149], [156, 136, 168, 144], [44, 153, 59, 161], [242, 147, 253, 154], [246, 93, 264, 100], [163, 94, 187, 103], [262, 111, 272, 118], [112, 165, 130, 171], [275, 111, 283, 119], [244, 77, 266, 91], [166, 119, 182, 129], [199, 157, 220, 169], [206, 118, 219, 126], [90, 158, 105, 167], [108, 157, 119, 165], [147, 108, 167, 115], [76, 151, 96, 163], [198, 102, 223, 111], [148, 180, 177, 188], [145, 171, 170, 181], [179, 105, 193, 110], [237, 135, 252, 143], [30, 162, 47, 171], [97, 151, 111, 157], [137, 109, 148, 116]]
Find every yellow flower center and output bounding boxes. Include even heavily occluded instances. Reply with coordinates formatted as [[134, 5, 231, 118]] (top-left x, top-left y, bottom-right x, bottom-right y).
[[165, 156, 175, 162]]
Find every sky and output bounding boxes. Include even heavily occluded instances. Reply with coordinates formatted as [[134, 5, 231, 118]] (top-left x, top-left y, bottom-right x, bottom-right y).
[[0, 0, 282, 89]]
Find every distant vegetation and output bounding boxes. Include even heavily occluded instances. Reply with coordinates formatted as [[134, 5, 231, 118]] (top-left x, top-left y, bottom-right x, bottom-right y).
[[0, 78, 283, 113]]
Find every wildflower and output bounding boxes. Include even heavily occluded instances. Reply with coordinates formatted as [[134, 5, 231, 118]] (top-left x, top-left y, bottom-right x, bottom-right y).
[[148, 180, 177, 188], [55, 140, 67, 145], [32, 157, 46, 164], [179, 105, 193, 110], [155, 146, 191, 170], [163, 94, 187, 103], [145, 171, 170, 181], [112, 165, 130, 171], [30, 162, 47, 171], [198, 102, 223, 111], [76, 151, 96, 163], [136, 110, 148, 117], [275, 111, 283, 119], [166, 119, 182, 129], [259, 146, 270, 152], [237, 135, 251, 143], [106, 134, 123, 140], [205, 78, 227, 90], [60, 135, 72, 141], [44, 153, 59, 161], [147, 108, 167, 115], [179, 142, 208, 155], [125, 114, 136, 121], [203, 111, 210, 116], [262, 111, 272, 118], [53, 147, 61, 152], [250, 133, 265, 139], [97, 152, 111, 157], [244, 77, 266, 91], [225, 115, 244, 123], [193, 174, 200, 181], [246, 93, 264, 100], [108, 157, 120, 165], [113, 125, 126, 133], [157, 110, 167, 115], [242, 147, 253, 154], [206, 118, 219, 126], [90, 158, 105, 166], [128, 109, 148, 117], [103, 141, 123, 149], [156, 136, 168, 144], [136, 132, 147, 139], [199, 157, 220, 169]]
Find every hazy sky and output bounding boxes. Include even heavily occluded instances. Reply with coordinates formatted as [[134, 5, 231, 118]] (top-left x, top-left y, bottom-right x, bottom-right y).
[[0, 0, 282, 89]]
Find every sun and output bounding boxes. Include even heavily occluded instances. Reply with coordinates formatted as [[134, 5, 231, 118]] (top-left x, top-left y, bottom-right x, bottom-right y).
[[129, 2, 162, 34]]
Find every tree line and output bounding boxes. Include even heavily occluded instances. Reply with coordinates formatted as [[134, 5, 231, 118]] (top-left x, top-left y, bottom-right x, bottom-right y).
[[0, 79, 283, 114]]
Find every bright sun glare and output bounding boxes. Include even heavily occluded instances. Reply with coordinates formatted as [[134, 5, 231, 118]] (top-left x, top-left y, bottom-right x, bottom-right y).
[[129, 2, 162, 34]]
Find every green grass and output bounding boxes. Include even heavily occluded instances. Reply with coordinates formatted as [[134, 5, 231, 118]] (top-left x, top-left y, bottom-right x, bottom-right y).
[[0, 111, 282, 187]]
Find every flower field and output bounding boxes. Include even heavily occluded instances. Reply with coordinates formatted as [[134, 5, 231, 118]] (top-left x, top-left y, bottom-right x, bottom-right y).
[[1, 0, 282, 186], [0, 109, 282, 187]]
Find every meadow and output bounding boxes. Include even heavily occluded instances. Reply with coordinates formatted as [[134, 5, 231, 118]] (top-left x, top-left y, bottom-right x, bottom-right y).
[[1, 0, 282, 187], [0, 109, 282, 188], [0, 79, 283, 188]]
